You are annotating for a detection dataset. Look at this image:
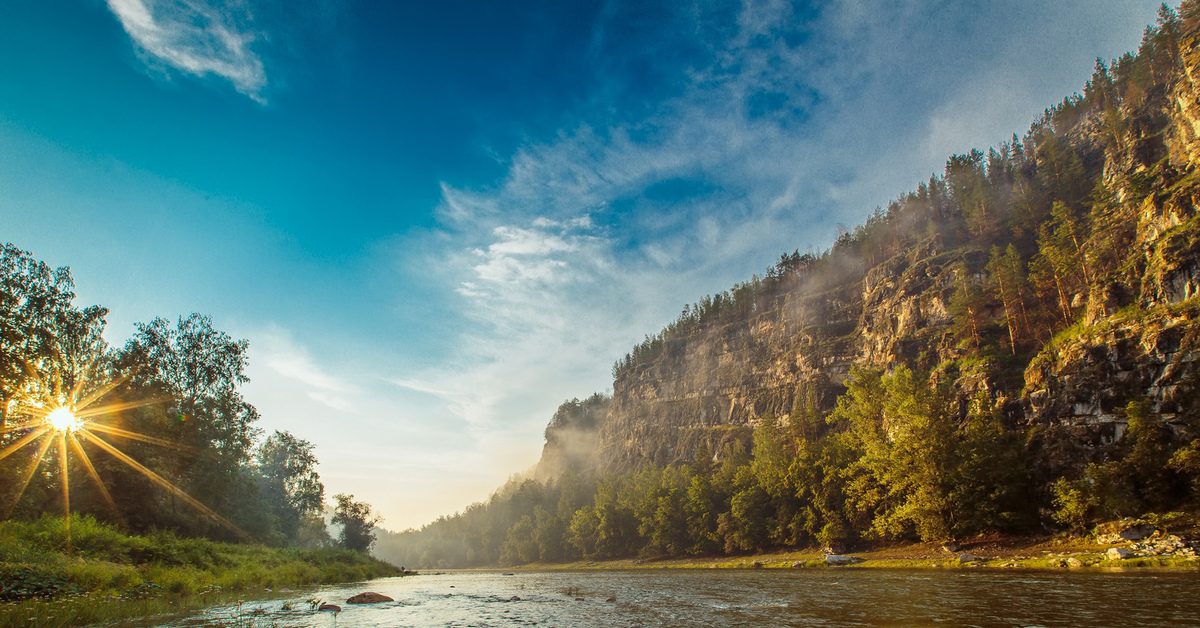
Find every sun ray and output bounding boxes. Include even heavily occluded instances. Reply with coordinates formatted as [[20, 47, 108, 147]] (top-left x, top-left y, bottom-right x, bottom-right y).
[[84, 423, 200, 453], [74, 396, 172, 420], [72, 373, 131, 414], [0, 424, 52, 462], [1, 418, 45, 436], [3, 433, 55, 519], [58, 433, 71, 546], [79, 429, 247, 539], [68, 434, 124, 525]]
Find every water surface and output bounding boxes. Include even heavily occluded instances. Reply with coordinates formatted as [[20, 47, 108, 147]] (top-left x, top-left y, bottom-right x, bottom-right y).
[[150, 569, 1200, 627]]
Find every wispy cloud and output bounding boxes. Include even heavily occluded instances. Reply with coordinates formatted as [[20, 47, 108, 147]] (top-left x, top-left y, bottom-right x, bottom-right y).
[[392, 0, 1155, 458], [106, 0, 267, 101], [255, 327, 354, 413]]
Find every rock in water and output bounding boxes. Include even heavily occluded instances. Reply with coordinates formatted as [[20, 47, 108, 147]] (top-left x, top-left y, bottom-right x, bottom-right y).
[[825, 554, 864, 565], [318, 604, 342, 613], [346, 592, 394, 604], [1107, 547, 1135, 560]]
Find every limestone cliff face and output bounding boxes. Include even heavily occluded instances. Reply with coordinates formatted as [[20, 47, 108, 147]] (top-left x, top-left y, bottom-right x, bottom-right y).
[[1017, 35, 1200, 460], [533, 27, 1200, 480]]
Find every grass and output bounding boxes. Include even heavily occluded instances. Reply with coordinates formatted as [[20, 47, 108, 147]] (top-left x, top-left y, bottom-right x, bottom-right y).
[[0, 515, 403, 627]]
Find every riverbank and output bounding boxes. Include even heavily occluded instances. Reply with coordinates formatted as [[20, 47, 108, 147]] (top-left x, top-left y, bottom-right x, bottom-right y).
[[0, 516, 402, 628], [503, 523, 1200, 572]]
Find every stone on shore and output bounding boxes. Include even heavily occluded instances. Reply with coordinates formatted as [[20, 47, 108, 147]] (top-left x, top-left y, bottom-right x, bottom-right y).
[[1106, 547, 1135, 560], [825, 554, 864, 565], [958, 554, 980, 564]]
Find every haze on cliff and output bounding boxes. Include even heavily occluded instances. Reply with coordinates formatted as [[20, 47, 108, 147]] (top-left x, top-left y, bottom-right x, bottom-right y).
[[0, 0, 1160, 529]]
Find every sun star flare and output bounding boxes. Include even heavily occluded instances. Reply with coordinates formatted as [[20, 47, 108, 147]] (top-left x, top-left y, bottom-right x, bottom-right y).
[[45, 407, 82, 433]]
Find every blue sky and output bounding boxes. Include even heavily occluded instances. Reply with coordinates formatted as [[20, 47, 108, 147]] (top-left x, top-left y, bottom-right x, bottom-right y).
[[1, 0, 1161, 529]]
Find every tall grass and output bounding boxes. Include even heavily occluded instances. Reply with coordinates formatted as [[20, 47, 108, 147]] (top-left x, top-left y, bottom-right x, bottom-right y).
[[0, 515, 402, 627]]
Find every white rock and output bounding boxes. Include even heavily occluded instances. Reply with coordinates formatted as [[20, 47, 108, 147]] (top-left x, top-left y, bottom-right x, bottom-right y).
[[1106, 547, 1135, 560]]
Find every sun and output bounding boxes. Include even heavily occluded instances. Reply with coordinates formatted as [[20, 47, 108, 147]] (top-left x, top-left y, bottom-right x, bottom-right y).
[[2, 374, 245, 543], [45, 407, 81, 433]]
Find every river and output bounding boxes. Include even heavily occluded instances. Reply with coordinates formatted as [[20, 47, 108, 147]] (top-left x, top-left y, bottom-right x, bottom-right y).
[[144, 569, 1200, 627]]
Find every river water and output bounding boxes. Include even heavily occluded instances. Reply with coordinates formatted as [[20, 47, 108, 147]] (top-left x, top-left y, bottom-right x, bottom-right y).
[[147, 569, 1200, 628]]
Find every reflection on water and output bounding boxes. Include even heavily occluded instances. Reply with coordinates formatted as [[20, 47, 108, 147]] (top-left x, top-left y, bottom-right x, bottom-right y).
[[150, 569, 1200, 628]]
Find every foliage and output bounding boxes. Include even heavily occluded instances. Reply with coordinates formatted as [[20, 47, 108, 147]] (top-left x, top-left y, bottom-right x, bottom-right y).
[[332, 493, 382, 553], [254, 431, 325, 545], [0, 244, 386, 553]]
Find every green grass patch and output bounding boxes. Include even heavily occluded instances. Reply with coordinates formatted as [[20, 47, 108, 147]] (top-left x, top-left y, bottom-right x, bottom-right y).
[[0, 515, 402, 627]]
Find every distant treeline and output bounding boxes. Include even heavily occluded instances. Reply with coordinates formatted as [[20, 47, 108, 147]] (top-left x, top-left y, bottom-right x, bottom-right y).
[[384, 5, 1200, 568], [381, 368, 1200, 568], [0, 244, 380, 551]]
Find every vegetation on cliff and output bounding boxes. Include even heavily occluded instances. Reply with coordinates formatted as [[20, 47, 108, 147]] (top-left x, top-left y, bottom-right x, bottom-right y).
[[379, 4, 1200, 569]]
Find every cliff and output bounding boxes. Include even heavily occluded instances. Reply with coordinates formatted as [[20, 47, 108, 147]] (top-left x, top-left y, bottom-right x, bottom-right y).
[[535, 10, 1200, 481]]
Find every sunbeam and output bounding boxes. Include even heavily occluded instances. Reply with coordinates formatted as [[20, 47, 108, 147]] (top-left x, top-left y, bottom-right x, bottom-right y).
[[85, 422, 199, 453], [74, 396, 173, 420], [67, 433, 123, 524], [80, 429, 247, 539], [0, 424, 51, 462], [70, 369, 128, 413], [58, 432, 70, 545], [3, 433, 54, 519]]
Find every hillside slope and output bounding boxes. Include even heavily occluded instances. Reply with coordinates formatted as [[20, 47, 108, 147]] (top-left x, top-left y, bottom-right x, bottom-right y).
[[537, 5, 1200, 485]]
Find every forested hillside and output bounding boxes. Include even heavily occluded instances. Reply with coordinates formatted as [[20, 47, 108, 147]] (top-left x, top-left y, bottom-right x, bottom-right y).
[[378, 4, 1200, 568]]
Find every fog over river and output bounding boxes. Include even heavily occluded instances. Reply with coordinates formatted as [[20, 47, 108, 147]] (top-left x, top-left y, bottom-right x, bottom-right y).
[[140, 569, 1200, 627]]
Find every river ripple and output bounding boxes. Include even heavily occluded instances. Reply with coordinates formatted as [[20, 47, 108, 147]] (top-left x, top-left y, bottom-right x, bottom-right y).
[[147, 569, 1200, 628]]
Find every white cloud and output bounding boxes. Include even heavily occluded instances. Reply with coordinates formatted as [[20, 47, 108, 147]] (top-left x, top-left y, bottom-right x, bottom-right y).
[[254, 327, 354, 412], [389, 0, 1160, 469], [106, 0, 267, 101]]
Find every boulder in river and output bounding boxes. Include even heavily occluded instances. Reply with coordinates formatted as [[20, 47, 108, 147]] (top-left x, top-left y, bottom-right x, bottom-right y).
[[825, 554, 864, 565], [318, 604, 342, 613], [346, 592, 394, 604]]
